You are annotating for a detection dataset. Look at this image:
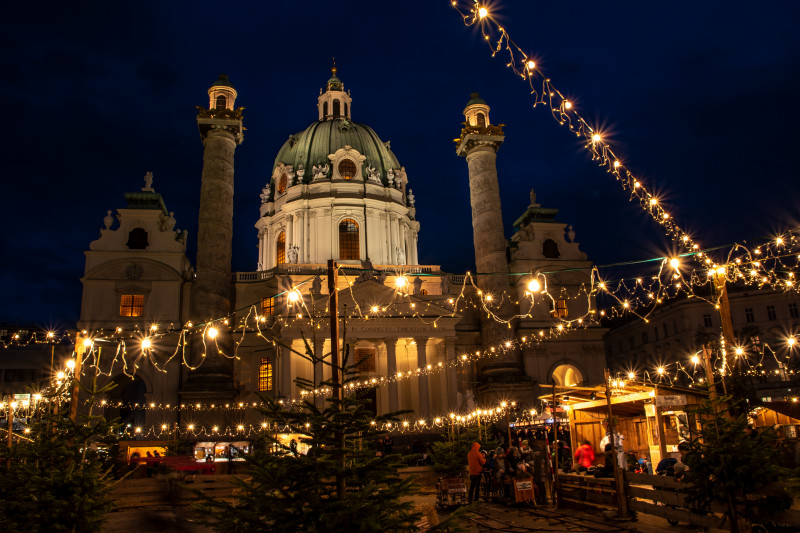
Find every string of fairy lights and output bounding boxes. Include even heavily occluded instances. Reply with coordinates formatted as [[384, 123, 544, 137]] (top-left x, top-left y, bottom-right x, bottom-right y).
[[4, 2, 800, 446]]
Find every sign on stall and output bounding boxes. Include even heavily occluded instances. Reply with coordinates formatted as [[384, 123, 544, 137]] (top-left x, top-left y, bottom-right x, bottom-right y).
[[655, 394, 687, 407]]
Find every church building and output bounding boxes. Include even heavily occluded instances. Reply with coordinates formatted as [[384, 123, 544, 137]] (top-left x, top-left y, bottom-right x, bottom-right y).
[[77, 70, 606, 436]]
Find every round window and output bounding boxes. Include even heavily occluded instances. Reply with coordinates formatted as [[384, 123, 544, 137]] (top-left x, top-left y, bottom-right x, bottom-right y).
[[338, 159, 357, 180]]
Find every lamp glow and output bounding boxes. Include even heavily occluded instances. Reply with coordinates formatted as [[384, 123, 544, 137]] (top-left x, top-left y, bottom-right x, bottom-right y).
[[527, 279, 541, 292], [207, 327, 218, 339]]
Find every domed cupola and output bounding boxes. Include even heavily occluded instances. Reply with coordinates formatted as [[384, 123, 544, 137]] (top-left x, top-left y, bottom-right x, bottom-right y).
[[254, 68, 421, 270], [318, 64, 351, 120]]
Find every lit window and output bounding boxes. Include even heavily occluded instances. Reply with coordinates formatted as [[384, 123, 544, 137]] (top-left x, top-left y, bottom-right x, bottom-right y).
[[338, 159, 357, 180], [339, 218, 359, 260], [259, 358, 273, 392], [120, 294, 144, 317], [420, 289, 428, 295], [552, 299, 568, 318], [261, 297, 275, 316], [276, 232, 286, 264], [278, 174, 287, 194]]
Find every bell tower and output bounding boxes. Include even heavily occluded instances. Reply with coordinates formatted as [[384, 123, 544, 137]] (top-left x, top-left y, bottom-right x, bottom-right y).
[[184, 74, 243, 398], [456, 93, 533, 403]]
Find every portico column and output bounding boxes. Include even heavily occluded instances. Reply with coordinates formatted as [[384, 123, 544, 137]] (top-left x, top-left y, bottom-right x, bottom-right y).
[[385, 337, 399, 412], [287, 213, 294, 251], [387, 213, 395, 264], [445, 337, 458, 409], [415, 337, 430, 419], [279, 341, 293, 402]]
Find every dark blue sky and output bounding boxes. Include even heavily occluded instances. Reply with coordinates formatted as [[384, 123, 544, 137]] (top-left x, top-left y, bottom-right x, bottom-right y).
[[2, 1, 799, 327]]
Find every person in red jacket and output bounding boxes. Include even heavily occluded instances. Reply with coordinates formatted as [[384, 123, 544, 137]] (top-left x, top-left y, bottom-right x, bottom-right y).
[[467, 442, 486, 503], [574, 440, 595, 472]]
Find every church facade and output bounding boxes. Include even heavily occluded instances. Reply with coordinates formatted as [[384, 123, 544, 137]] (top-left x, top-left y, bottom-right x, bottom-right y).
[[77, 71, 606, 435]]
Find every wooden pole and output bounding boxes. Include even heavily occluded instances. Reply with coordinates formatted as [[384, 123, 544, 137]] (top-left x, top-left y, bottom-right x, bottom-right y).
[[327, 259, 345, 500], [70, 335, 86, 424], [6, 396, 13, 469], [604, 369, 629, 518], [701, 344, 718, 403], [551, 385, 560, 506], [713, 274, 735, 394]]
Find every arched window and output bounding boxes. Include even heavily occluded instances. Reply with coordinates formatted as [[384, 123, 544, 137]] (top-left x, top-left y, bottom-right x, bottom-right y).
[[420, 289, 428, 295], [344, 102, 349, 118], [258, 358, 273, 392], [215, 95, 227, 110], [338, 218, 359, 260], [333, 99, 341, 117], [552, 364, 583, 387], [278, 173, 288, 194], [542, 238, 560, 258], [338, 159, 356, 180], [477, 112, 486, 127], [323, 101, 328, 118], [276, 231, 286, 264], [126, 227, 149, 249]]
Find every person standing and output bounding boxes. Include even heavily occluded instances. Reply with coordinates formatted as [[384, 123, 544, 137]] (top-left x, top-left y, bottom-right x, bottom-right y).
[[574, 440, 595, 472], [599, 421, 625, 469], [467, 442, 486, 503]]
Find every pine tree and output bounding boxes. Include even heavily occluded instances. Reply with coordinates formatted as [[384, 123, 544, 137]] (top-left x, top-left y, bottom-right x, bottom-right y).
[[197, 338, 429, 532], [0, 378, 118, 533]]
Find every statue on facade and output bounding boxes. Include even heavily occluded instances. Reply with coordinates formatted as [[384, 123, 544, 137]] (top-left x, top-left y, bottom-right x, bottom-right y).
[[567, 225, 576, 243], [260, 186, 270, 204], [287, 244, 300, 264], [395, 246, 406, 265], [296, 164, 305, 181], [365, 164, 381, 183], [407, 189, 415, 207], [142, 171, 154, 192], [386, 169, 395, 188], [412, 276, 423, 295], [311, 275, 322, 296], [440, 274, 450, 295], [312, 163, 330, 181]]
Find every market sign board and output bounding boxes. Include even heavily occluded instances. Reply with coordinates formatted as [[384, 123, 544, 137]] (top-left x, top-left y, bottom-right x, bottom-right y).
[[655, 394, 687, 407]]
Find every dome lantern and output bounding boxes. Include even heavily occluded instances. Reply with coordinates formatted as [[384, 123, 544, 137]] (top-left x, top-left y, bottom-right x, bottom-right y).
[[208, 73, 237, 112], [463, 92, 490, 128], [317, 65, 352, 121]]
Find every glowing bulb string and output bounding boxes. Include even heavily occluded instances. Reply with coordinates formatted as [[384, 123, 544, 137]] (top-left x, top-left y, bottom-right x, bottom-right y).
[[451, 0, 697, 251]]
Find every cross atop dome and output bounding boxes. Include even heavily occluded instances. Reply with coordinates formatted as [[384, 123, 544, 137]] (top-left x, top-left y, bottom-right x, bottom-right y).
[[318, 63, 352, 121]]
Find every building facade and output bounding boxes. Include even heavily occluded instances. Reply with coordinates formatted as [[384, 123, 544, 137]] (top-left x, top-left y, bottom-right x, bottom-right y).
[[75, 71, 607, 436]]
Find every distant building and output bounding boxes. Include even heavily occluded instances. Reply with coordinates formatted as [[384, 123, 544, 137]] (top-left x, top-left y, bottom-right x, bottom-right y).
[[604, 288, 800, 400]]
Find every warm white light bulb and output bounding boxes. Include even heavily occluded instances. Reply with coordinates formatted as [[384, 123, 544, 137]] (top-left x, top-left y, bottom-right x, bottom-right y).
[[526, 60, 535, 70], [478, 6, 488, 18], [141, 338, 152, 350], [527, 279, 541, 292], [288, 290, 301, 303], [670, 258, 680, 269], [66, 359, 76, 370], [395, 276, 407, 288], [207, 327, 219, 339], [691, 355, 700, 364], [564, 100, 572, 109], [592, 133, 601, 143]]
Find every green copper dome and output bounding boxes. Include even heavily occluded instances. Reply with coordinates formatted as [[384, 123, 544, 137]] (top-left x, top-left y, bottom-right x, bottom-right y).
[[211, 73, 235, 88], [273, 118, 401, 183], [466, 92, 486, 106]]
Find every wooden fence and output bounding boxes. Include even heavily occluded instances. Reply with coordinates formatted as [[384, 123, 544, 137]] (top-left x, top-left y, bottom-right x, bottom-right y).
[[108, 474, 246, 509], [557, 471, 800, 530]]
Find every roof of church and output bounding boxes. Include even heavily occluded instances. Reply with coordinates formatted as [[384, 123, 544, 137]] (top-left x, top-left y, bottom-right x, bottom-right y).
[[274, 118, 401, 182], [512, 204, 560, 229], [211, 73, 234, 88], [124, 191, 168, 215]]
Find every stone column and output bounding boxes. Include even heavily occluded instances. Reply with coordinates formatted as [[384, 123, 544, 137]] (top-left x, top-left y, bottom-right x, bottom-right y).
[[299, 210, 306, 263], [387, 213, 395, 264], [445, 337, 458, 409], [279, 341, 293, 402], [192, 128, 237, 321], [415, 337, 430, 419], [385, 337, 399, 412], [287, 213, 294, 252]]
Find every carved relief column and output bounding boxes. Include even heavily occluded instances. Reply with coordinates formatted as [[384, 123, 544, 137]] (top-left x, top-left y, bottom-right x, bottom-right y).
[[299, 209, 306, 263], [287, 213, 294, 253], [386, 213, 395, 264], [415, 337, 430, 419], [385, 337, 399, 412], [445, 337, 458, 409]]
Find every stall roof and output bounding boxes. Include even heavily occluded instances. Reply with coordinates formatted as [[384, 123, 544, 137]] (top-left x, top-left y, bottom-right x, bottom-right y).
[[539, 382, 708, 417]]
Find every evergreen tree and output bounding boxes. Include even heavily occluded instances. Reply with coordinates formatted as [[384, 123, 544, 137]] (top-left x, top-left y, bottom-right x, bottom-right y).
[[0, 378, 118, 533], [197, 338, 437, 532]]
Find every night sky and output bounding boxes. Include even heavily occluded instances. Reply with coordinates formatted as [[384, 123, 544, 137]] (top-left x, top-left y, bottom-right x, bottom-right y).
[[2, 1, 799, 328]]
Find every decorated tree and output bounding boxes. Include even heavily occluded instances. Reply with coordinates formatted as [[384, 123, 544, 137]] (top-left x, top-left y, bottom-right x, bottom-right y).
[[0, 379, 118, 533], [197, 338, 441, 532]]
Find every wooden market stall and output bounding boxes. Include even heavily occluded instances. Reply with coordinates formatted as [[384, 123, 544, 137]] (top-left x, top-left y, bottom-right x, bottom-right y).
[[541, 381, 708, 468]]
